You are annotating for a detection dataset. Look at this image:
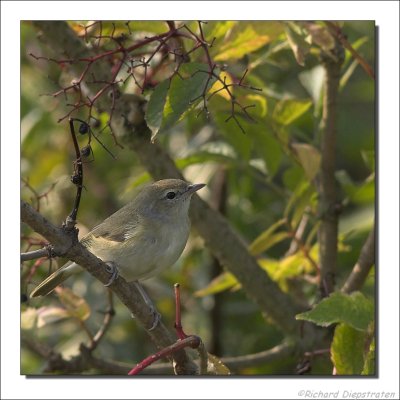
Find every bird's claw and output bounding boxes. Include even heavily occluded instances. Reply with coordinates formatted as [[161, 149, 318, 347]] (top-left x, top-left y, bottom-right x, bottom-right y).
[[104, 262, 119, 287], [130, 308, 161, 331], [148, 309, 161, 331]]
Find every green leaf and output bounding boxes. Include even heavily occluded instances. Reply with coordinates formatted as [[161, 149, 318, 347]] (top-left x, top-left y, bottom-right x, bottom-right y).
[[194, 272, 239, 297], [161, 63, 218, 131], [57, 287, 91, 321], [361, 336, 375, 375], [291, 143, 321, 181], [272, 99, 312, 126], [252, 128, 282, 176], [145, 79, 170, 142], [211, 97, 253, 160], [206, 21, 237, 40], [284, 181, 316, 228], [296, 291, 374, 331], [246, 94, 268, 117], [214, 22, 283, 61], [331, 323, 367, 375], [343, 36, 368, 68], [176, 151, 233, 170], [340, 59, 360, 91], [127, 21, 169, 34], [249, 219, 289, 255], [336, 170, 375, 205], [258, 254, 315, 292]]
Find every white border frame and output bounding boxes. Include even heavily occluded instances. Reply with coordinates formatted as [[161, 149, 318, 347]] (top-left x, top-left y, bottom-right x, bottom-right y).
[[2, 2, 399, 399]]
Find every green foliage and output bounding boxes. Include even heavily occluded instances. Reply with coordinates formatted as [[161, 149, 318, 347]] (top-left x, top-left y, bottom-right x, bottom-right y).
[[249, 219, 289, 255], [296, 291, 374, 331], [291, 143, 321, 181], [145, 79, 169, 140], [272, 99, 313, 126], [331, 323, 375, 375], [146, 63, 218, 141], [213, 22, 284, 61], [331, 323, 367, 374], [361, 336, 375, 375]]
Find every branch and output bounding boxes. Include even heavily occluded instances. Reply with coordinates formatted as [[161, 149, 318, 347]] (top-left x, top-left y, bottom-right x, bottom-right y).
[[21, 247, 51, 262], [317, 40, 344, 297], [325, 21, 375, 80], [23, 331, 295, 375], [221, 342, 296, 371], [129, 283, 207, 375], [21, 200, 197, 375], [341, 224, 375, 294]]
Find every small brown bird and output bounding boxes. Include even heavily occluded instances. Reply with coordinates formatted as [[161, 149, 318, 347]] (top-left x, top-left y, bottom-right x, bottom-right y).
[[30, 179, 205, 302]]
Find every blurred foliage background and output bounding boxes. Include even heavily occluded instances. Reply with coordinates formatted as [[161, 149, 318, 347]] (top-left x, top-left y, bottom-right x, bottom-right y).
[[21, 20, 375, 375]]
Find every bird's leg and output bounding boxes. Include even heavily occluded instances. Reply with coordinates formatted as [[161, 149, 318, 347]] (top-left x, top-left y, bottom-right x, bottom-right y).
[[104, 262, 119, 287], [132, 281, 161, 331]]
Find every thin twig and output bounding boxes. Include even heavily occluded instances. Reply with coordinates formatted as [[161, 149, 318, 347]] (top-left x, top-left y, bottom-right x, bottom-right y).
[[128, 336, 200, 375], [90, 290, 115, 350], [21, 248, 51, 262], [65, 118, 84, 227], [341, 225, 375, 294], [325, 21, 375, 80]]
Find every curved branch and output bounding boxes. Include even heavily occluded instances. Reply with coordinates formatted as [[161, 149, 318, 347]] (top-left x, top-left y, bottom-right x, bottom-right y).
[[23, 332, 295, 375], [325, 21, 375, 80], [21, 200, 197, 375], [341, 224, 375, 294]]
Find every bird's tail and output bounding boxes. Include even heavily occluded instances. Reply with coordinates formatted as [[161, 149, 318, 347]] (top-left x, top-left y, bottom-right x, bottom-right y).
[[30, 262, 81, 297]]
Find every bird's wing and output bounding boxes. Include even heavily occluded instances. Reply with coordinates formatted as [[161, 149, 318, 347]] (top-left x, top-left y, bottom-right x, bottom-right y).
[[81, 204, 140, 244]]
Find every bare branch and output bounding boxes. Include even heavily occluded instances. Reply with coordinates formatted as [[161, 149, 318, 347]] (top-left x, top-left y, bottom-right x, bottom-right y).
[[317, 39, 344, 297], [341, 225, 375, 294], [21, 200, 197, 374], [21, 248, 51, 262], [325, 21, 375, 80]]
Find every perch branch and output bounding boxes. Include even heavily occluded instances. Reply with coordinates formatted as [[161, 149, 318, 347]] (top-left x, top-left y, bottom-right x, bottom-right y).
[[21, 200, 197, 375]]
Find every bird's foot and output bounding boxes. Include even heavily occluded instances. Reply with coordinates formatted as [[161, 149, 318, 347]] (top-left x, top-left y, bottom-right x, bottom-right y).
[[132, 281, 162, 331], [104, 262, 119, 287], [148, 308, 161, 331]]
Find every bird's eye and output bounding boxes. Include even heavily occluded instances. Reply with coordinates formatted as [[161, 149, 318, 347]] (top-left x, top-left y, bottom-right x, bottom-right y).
[[166, 191, 176, 199]]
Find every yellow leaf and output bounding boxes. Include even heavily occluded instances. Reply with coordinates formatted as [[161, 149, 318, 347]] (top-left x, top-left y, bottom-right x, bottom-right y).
[[194, 272, 239, 297], [215, 22, 283, 61], [207, 353, 231, 375], [209, 72, 234, 101], [249, 219, 288, 255], [21, 307, 38, 330], [246, 94, 268, 117]]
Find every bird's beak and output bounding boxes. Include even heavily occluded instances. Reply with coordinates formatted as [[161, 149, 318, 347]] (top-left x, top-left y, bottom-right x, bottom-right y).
[[186, 183, 206, 195]]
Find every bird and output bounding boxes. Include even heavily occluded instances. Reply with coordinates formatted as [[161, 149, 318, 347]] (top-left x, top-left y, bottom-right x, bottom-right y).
[[30, 179, 205, 326]]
